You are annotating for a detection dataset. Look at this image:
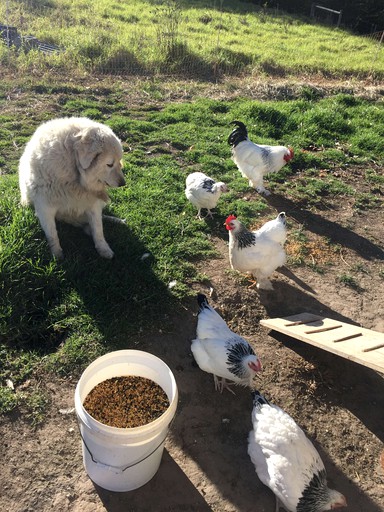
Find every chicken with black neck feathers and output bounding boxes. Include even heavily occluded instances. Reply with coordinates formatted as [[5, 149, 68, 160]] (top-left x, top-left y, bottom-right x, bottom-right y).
[[191, 294, 262, 394], [248, 390, 347, 512], [225, 212, 287, 290], [228, 120, 294, 196]]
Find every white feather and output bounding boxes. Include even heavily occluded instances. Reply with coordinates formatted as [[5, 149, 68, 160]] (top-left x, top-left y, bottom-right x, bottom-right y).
[[185, 172, 227, 218], [256, 212, 287, 246]]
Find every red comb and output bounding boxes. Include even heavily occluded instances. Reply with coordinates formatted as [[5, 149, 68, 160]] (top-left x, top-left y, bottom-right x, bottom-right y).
[[225, 214, 237, 224], [284, 147, 294, 163]]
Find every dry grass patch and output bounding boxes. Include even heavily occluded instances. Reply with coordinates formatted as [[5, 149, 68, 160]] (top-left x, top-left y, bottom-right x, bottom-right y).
[[286, 235, 340, 267]]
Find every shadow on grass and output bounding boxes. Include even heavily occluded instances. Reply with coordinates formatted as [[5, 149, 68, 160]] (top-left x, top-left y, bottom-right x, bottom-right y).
[[156, 42, 240, 81], [95, 49, 149, 76], [1, 219, 176, 354], [88, 41, 254, 82], [58, 220, 176, 347]]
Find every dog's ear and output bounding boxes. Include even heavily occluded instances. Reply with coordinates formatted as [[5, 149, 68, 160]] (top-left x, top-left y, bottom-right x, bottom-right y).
[[73, 127, 103, 170]]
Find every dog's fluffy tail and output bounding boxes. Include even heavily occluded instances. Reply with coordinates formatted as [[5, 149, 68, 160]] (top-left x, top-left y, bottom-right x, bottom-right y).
[[18, 154, 32, 206], [19, 181, 30, 206]]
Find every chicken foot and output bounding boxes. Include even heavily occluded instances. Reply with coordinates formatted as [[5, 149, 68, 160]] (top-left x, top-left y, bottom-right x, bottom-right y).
[[213, 375, 236, 395], [196, 208, 214, 220]]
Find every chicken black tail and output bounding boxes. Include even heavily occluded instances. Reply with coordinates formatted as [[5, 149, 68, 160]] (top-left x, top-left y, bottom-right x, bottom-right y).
[[251, 390, 270, 409], [197, 293, 209, 312], [230, 120, 247, 131], [228, 120, 248, 147], [278, 211, 287, 226]]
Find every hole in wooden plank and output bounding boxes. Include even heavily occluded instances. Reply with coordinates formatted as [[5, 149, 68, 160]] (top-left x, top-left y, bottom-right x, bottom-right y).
[[284, 319, 321, 327], [305, 325, 342, 334], [362, 343, 384, 353], [333, 333, 363, 343]]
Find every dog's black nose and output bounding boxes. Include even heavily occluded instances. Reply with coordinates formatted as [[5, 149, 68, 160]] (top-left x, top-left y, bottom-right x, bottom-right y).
[[118, 176, 126, 187]]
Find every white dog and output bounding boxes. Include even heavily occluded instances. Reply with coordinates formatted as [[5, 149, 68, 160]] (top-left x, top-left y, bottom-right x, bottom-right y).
[[19, 117, 125, 259]]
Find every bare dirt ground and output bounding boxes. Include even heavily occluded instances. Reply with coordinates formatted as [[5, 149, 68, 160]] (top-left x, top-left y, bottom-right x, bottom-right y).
[[1, 80, 384, 512]]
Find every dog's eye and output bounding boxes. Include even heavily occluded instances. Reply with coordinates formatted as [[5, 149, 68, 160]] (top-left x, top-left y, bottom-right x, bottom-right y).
[[107, 163, 114, 168]]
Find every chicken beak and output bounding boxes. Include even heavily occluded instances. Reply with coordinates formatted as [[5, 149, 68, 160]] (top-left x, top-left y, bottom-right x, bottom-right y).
[[249, 360, 262, 373], [331, 496, 347, 509]]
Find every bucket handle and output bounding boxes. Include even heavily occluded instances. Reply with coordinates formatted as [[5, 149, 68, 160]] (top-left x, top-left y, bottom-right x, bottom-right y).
[[77, 420, 174, 474]]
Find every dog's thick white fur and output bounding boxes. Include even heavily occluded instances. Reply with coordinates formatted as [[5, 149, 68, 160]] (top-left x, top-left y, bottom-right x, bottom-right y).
[[19, 117, 125, 259]]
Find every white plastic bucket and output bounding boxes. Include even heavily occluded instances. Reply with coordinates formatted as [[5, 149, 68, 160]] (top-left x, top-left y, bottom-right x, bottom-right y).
[[74, 349, 178, 492]]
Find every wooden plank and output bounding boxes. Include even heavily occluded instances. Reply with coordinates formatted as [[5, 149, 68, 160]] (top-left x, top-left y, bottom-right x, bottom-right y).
[[260, 313, 384, 374]]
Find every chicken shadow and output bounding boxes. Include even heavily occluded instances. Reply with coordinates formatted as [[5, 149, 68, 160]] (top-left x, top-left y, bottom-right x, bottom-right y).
[[266, 194, 384, 261], [277, 265, 317, 293], [259, 279, 359, 326]]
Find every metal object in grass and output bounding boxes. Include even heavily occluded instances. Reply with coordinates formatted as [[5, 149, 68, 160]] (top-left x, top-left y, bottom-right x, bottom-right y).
[[0, 23, 62, 54], [310, 3, 343, 28]]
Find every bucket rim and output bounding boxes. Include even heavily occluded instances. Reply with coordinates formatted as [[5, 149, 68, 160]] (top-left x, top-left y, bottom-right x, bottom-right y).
[[75, 349, 178, 436]]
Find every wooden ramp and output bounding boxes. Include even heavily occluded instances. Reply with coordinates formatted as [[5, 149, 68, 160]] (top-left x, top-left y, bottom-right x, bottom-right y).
[[260, 313, 384, 374]]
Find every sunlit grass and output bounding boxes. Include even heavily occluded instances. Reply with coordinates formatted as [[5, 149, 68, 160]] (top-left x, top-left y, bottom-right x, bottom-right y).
[[0, 0, 383, 78]]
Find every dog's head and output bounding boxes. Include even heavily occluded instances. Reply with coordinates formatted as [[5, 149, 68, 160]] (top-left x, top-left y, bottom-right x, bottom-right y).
[[72, 123, 125, 192]]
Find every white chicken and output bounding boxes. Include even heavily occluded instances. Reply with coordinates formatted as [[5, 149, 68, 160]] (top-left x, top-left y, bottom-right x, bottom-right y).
[[185, 172, 228, 219], [225, 213, 287, 290], [191, 294, 262, 394], [248, 390, 347, 512], [228, 120, 294, 196]]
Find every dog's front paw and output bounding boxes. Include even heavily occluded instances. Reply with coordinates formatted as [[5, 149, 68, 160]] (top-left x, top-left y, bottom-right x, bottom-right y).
[[96, 243, 114, 259], [50, 245, 64, 260], [256, 186, 271, 196]]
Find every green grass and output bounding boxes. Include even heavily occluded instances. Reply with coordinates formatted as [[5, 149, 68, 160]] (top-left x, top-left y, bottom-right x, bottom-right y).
[[1, 82, 384, 421], [337, 273, 361, 290], [0, 0, 383, 78]]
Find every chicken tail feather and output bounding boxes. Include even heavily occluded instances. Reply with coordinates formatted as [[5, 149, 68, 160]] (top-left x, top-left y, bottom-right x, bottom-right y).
[[251, 390, 270, 409], [197, 293, 209, 312], [228, 121, 248, 147], [230, 120, 247, 132]]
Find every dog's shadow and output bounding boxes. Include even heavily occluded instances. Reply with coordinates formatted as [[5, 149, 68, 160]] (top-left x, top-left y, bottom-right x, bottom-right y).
[[56, 219, 175, 346]]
